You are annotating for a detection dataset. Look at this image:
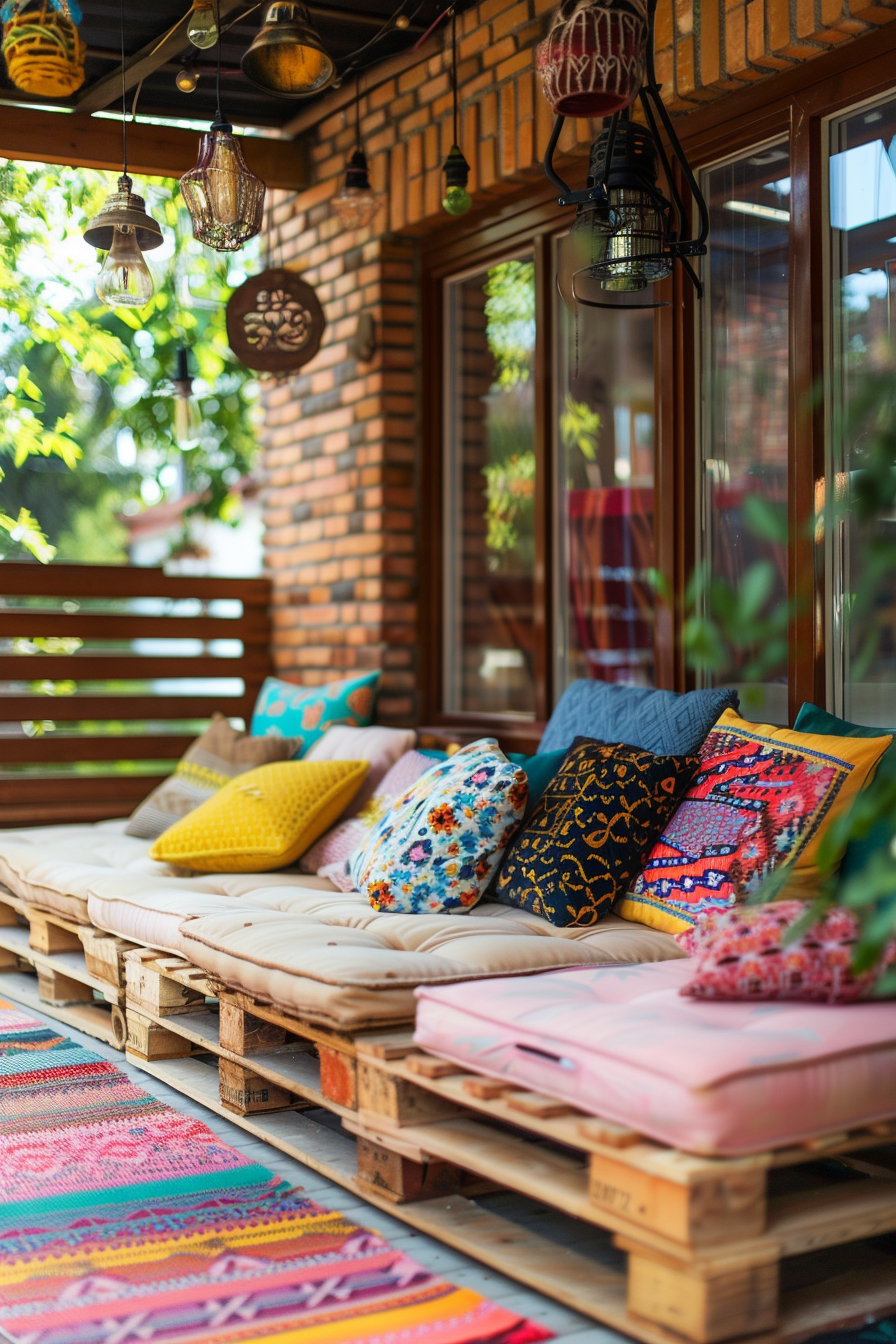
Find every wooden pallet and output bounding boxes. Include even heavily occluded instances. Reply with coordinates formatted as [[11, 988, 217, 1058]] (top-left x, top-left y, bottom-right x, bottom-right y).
[[0, 887, 131, 1049], [348, 1044, 896, 1344], [118, 949, 896, 1344]]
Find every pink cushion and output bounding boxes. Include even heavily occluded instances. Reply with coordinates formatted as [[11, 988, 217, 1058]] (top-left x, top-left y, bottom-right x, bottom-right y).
[[301, 749, 434, 888], [414, 960, 896, 1155], [677, 900, 896, 1003]]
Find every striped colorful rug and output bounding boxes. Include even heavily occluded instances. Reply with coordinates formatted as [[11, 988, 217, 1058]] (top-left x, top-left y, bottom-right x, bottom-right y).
[[0, 999, 552, 1344]]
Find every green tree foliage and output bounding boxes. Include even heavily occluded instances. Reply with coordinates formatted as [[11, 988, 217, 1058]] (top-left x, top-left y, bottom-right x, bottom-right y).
[[0, 157, 260, 563]]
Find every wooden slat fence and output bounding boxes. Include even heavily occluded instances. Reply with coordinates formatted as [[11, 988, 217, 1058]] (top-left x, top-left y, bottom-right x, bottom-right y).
[[0, 563, 272, 828]]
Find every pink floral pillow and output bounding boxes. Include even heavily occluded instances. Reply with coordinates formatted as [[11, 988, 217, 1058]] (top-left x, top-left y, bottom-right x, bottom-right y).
[[301, 749, 436, 890], [678, 901, 895, 1004]]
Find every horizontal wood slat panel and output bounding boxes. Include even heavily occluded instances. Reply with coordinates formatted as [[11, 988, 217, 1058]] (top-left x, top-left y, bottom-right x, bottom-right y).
[[0, 696, 254, 722], [0, 736, 196, 763], [0, 613, 269, 641], [0, 563, 270, 603], [0, 567, 272, 825], [0, 776, 167, 803], [0, 655, 269, 681], [0, 803, 141, 826]]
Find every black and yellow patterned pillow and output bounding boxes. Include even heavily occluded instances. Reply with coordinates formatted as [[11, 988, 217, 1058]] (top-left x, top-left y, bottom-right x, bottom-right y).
[[493, 738, 698, 928]]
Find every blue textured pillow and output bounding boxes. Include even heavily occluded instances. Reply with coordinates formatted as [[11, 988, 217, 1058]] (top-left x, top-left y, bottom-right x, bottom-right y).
[[539, 682, 739, 757], [250, 671, 379, 755]]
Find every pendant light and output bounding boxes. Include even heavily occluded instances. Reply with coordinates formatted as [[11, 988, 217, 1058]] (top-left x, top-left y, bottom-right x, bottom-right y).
[[186, 0, 218, 48], [441, 7, 471, 216], [333, 80, 382, 230], [180, 0, 266, 252], [83, 0, 162, 308], [241, 1, 334, 97], [172, 347, 202, 449], [544, 0, 708, 309]]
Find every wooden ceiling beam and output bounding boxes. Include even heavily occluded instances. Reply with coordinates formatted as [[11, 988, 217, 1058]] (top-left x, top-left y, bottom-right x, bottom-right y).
[[0, 105, 309, 190], [74, 0, 250, 114]]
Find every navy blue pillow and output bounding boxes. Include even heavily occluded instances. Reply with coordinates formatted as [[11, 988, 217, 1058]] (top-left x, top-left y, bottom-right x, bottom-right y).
[[539, 682, 739, 757]]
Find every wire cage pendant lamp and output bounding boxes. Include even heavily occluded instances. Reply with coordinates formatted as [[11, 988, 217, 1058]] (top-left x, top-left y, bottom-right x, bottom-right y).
[[544, 0, 708, 310], [180, 0, 266, 252], [82, 0, 162, 307]]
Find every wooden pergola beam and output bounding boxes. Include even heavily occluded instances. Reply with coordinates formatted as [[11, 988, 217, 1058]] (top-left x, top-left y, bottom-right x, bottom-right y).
[[74, 0, 250, 114], [0, 106, 309, 189]]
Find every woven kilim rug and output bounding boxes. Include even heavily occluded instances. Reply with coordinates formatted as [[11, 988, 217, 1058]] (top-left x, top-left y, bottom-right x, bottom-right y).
[[0, 999, 553, 1344]]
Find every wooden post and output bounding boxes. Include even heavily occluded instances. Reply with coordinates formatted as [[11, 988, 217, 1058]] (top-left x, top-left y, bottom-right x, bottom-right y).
[[218, 999, 287, 1054], [355, 1136, 487, 1204], [37, 967, 94, 1006], [80, 929, 136, 990], [28, 914, 83, 956], [124, 956, 206, 1016], [357, 1057, 462, 1126], [126, 1008, 192, 1060], [624, 1242, 779, 1343], [319, 1045, 358, 1109], [218, 1058, 296, 1115]]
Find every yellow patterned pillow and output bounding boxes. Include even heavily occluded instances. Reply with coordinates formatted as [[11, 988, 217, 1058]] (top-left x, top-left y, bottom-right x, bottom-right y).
[[149, 760, 368, 873]]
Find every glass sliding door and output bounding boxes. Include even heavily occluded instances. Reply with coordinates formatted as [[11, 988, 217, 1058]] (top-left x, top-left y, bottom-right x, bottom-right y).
[[700, 139, 791, 722], [443, 255, 537, 716], [828, 92, 896, 728], [554, 253, 656, 691]]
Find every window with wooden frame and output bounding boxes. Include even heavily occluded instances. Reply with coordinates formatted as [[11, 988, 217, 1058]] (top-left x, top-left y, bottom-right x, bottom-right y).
[[420, 19, 896, 741]]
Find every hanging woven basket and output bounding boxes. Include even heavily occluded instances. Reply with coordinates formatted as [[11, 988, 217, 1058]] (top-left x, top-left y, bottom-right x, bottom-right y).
[[2, 0, 85, 97], [537, 0, 648, 119]]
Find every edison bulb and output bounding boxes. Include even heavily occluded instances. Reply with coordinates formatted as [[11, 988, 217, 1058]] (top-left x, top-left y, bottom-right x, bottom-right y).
[[394, 13, 410, 27], [176, 66, 199, 91], [187, 0, 218, 48], [205, 132, 241, 225], [96, 225, 154, 308], [173, 393, 202, 449], [442, 184, 472, 216]]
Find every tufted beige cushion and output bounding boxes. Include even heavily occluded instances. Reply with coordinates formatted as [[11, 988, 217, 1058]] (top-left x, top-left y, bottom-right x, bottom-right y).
[[0, 821, 683, 1029]]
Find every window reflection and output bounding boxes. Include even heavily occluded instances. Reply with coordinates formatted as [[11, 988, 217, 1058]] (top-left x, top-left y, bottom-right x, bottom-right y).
[[555, 275, 656, 691], [444, 257, 537, 715], [700, 140, 790, 722], [830, 95, 896, 727]]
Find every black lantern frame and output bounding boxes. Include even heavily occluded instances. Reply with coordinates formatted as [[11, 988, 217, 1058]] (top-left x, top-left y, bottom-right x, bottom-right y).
[[544, 0, 709, 308]]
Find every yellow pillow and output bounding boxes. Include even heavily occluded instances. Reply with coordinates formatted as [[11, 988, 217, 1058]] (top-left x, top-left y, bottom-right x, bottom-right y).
[[617, 707, 892, 934], [150, 759, 368, 873]]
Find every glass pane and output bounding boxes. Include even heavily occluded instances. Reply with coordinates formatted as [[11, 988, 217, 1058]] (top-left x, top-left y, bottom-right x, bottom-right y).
[[829, 94, 896, 727], [443, 256, 536, 715], [700, 139, 791, 722], [554, 274, 656, 691]]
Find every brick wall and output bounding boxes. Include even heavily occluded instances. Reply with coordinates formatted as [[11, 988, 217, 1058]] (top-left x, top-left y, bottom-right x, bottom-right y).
[[260, 0, 896, 724]]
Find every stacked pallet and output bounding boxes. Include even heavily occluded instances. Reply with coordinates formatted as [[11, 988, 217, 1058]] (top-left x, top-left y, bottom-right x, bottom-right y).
[[118, 949, 896, 1344], [0, 887, 131, 1048]]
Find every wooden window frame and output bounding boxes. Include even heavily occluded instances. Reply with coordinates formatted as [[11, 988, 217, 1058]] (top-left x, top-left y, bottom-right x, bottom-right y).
[[418, 17, 896, 742]]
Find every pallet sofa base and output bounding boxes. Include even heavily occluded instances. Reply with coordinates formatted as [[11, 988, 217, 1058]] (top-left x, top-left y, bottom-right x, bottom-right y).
[[4, 930, 895, 1344]]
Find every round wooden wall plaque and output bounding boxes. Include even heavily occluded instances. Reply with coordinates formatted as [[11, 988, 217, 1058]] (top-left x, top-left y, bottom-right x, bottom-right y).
[[226, 268, 325, 374]]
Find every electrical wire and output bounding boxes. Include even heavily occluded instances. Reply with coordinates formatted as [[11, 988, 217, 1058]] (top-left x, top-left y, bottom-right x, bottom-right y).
[[120, 0, 127, 174]]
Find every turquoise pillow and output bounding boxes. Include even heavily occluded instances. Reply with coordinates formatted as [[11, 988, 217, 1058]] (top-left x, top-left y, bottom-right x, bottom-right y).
[[792, 702, 896, 881], [508, 750, 567, 818], [250, 671, 379, 755]]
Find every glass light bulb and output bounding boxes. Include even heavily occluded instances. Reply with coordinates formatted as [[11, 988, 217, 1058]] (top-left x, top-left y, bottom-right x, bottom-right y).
[[187, 0, 218, 48], [333, 185, 381, 230], [96, 225, 154, 308], [442, 184, 472, 217], [173, 392, 202, 449], [206, 134, 240, 225], [176, 66, 199, 91]]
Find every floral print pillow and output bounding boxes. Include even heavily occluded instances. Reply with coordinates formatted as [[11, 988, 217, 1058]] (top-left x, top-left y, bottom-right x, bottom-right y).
[[250, 671, 379, 756], [349, 739, 528, 914]]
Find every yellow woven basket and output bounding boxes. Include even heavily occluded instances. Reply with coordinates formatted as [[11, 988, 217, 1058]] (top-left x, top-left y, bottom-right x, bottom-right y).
[[2, 1, 85, 97]]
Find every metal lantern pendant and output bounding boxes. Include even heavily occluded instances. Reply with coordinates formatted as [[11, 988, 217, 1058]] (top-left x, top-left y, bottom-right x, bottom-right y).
[[181, 120, 266, 251], [83, 174, 163, 253], [241, 1, 334, 97], [537, 0, 648, 118], [545, 0, 708, 308]]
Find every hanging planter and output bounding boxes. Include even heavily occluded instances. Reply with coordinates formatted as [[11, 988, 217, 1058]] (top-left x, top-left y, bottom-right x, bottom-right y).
[[537, 0, 648, 119], [226, 268, 325, 375], [1, 0, 85, 97]]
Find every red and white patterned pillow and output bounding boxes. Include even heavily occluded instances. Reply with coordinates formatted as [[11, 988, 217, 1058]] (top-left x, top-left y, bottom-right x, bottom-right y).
[[677, 900, 895, 1004]]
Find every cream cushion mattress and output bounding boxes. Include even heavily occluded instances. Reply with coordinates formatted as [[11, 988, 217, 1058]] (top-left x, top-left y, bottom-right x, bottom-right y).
[[0, 821, 683, 1028]]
